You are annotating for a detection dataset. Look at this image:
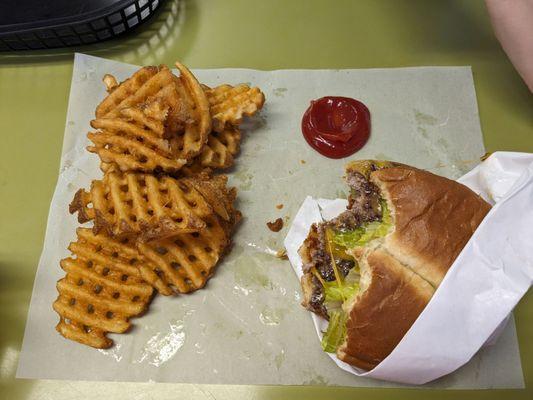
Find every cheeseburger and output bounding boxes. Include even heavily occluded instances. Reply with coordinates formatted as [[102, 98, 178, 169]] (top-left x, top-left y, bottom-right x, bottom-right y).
[[299, 160, 491, 369]]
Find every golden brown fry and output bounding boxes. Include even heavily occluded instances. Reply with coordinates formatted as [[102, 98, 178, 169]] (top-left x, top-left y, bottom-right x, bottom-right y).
[[180, 130, 240, 176], [137, 213, 232, 295], [183, 173, 238, 223], [171, 62, 212, 159], [185, 126, 241, 172], [96, 64, 211, 161], [53, 228, 154, 348], [96, 66, 168, 118], [97, 67, 188, 138], [88, 103, 188, 174], [137, 174, 240, 295], [204, 83, 265, 132], [69, 171, 216, 241]]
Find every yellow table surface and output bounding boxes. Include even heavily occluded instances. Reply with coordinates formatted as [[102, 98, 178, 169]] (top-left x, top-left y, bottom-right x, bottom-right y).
[[1, 0, 532, 398]]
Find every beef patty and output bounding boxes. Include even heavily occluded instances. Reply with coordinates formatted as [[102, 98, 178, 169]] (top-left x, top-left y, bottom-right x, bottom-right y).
[[300, 169, 384, 318]]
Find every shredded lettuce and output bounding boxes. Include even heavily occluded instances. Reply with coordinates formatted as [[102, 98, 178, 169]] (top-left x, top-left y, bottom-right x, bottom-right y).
[[320, 257, 359, 353], [332, 228, 365, 248], [325, 228, 353, 261], [319, 199, 392, 354], [324, 281, 359, 303], [321, 310, 348, 353], [332, 200, 392, 249]]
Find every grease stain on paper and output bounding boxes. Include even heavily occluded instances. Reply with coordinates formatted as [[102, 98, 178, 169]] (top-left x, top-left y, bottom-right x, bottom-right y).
[[234, 170, 254, 191], [232, 256, 272, 289], [78, 67, 96, 82], [304, 374, 330, 385], [414, 109, 438, 140], [259, 307, 283, 326], [414, 109, 438, 126], [61, 159, 73, 174], [240, 350, 252, 361], [231, 329, 245, 339], [437, 137, 450, 149], [412, 108, 463, 178], [273, 87, 288, 97], [134, 310, 194, 367], [199, 322, 208, 336], [373, 153, 392, 161], [302, 367, 330, 385], [265, 237, 279, 251], [233, 284, 252, 296], [194, 342, 205, 355], [98, 343, 123, 362], [274, 349, 285, 370]]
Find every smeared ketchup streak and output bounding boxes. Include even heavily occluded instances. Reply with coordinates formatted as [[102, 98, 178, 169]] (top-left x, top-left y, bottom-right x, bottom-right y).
[[301, 96, 371, 159]]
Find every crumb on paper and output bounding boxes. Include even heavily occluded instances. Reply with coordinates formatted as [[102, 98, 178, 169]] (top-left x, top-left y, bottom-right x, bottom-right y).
[[267, 218, 284, 232], [275, 249, 288, 259], [300, 160, 306, 164], [103, 74, 118, 93], [276, 204, 284, 210]]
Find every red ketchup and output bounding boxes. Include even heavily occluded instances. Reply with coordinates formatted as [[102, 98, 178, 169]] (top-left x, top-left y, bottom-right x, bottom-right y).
[[301, 96, 371, 159]]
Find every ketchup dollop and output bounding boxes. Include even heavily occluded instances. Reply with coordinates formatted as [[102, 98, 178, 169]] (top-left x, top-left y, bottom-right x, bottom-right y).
[[301, 96, 371, 159]]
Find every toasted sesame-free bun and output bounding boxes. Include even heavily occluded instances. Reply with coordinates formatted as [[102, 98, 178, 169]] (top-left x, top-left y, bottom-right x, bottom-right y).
[[335, 165, 491, 369], [337, 248, 434, 369], [371, 167, 491, 288]]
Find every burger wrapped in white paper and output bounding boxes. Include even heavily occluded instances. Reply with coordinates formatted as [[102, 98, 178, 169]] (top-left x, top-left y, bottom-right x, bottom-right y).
[[284, 152, 533, 385]]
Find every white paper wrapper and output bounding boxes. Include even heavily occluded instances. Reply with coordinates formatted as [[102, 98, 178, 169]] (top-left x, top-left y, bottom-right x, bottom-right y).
[[16, 54, 525, 388], [284, 152, 533, 385]]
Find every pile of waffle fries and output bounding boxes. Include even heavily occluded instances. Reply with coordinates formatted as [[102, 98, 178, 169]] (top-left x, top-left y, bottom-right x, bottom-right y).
[[53, 62, 265, 348]]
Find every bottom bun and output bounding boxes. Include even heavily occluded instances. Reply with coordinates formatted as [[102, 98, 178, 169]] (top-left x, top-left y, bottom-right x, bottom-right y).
[[337, 249, 434, 369]]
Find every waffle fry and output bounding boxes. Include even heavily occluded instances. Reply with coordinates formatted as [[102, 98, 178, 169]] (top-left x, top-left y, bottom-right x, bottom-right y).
[[53, 228, 154, 348], [100, 161, 118, 174], [69, 171, 216, 241], [136, 173, 239, 295], [96, 66, 160, 117], [137, 213, 232, 295], [97, 66, 186, 137], [204, 83, 265, 132], [184, 173, 239, 223], [88, 103, 188, 173], [182, 126, 241, 174], [96, 63, 211, 160], [169, 62, 211, 159]]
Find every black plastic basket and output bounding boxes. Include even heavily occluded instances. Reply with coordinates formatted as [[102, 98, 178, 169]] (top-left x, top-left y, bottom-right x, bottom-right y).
[[0, 0, 163, 51]]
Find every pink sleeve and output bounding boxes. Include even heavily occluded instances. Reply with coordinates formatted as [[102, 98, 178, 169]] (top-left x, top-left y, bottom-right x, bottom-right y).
[[485, 0, 533, 91]]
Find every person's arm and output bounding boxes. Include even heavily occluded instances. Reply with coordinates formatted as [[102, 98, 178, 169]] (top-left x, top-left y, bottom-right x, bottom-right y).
[[485, 0, 533, 91]]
